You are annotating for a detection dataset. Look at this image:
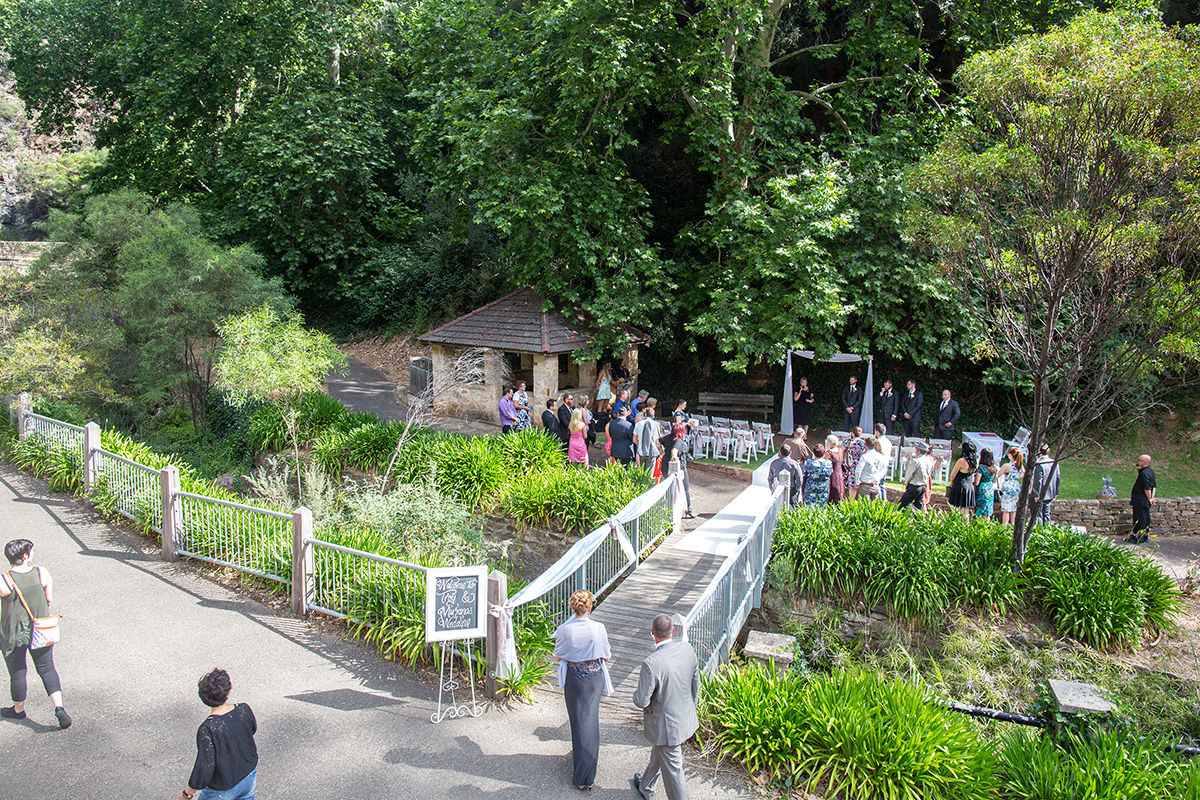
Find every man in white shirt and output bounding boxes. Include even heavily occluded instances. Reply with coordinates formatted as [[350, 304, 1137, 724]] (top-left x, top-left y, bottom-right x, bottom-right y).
[[872, 424, 893, 500], [855, 437, 890, 500]]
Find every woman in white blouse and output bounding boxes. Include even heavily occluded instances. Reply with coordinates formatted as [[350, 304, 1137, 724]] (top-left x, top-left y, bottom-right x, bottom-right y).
[[553, 590, 612, 790]]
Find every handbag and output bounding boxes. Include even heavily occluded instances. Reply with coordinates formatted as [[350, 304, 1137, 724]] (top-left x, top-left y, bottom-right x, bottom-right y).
[[4, 572, 61, 649]]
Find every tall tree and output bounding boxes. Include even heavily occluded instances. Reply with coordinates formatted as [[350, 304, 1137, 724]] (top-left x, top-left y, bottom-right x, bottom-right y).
[[908, 9, 1200, 565]]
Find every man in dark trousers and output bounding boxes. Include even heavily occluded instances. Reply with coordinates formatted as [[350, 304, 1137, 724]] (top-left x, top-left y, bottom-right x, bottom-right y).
[[1127, 454, 1157, 544], [608, 406, 636, 467], [841, 375, 863, 430], [633, 614, 699, 800], [541, 398, 561, 441], [901, 380, 923, 439], [1028, 443, 1061, 525], [933, 389, 961, 437], [878, 379, 899, 435], [555, 393, 575, 452]]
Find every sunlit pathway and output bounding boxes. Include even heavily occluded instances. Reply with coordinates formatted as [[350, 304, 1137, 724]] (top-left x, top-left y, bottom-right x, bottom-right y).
[[0, 465, 750, 799]]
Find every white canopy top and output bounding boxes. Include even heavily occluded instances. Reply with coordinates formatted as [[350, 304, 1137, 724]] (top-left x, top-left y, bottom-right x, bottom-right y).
[[780, 350, 874, 435]]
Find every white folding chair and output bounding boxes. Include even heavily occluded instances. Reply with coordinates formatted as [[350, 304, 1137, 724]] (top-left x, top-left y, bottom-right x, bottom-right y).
[[712, 426, 733, 460], [931, 446, 953, 485], [731, 419, 751, 432], [693, 414, 711, 427], [885, 435, 902, 481], [712, 416, 731, 430], [733, 429, 756, 463], [693, 425, 713, 459], [752, 422, 773, 451]]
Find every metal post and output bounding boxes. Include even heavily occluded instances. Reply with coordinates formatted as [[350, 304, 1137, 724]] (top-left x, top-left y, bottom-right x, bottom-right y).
[[629, 516, 640, 569], [16, 392, 31, 441], [778, 471, 791, 509], [485, 569, 508, 700], [291, 506, 313, 615], [160, 465, 181, 562], [83, 422, 101, 493], [721, 573, 733, 663], [576, 562, 587, 593]]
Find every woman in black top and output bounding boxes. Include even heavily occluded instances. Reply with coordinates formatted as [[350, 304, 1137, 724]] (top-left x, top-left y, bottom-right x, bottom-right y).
[[181, 668, 258, 800], [792, 377, 815, 437]]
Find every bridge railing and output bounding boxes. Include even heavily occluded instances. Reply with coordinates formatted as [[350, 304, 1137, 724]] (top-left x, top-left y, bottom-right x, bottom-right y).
[[510, 471, 682, 631], [684, 484, 787, 676]]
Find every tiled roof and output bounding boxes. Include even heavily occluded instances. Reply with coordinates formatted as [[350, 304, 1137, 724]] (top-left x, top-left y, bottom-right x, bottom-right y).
[[418, 288, 649, 354]]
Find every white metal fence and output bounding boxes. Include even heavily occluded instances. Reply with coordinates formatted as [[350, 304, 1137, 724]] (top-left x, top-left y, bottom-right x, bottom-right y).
[[25, 413, 85, 459], [175, 491, 293, 584], [684, 485, 787, 675], [93, 449, 163, 532], [308, 538, 428, 620], [512, 472, 680, 630]]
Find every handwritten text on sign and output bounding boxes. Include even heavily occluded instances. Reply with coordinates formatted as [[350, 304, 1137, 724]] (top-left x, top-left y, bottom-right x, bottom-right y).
[[425, 566, 488, 642]]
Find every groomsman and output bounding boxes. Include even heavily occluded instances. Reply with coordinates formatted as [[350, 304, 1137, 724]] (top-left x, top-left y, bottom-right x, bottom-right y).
[[934, 389, 961, 437], [841, 376, 863, 430], [878, 379, 899, 435], [901, 380, 923, 439]]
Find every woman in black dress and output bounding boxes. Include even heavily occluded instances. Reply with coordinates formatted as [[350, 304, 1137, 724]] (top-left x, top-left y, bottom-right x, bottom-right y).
[[947, 439, 978, 519], [792, 377, 815, 437]]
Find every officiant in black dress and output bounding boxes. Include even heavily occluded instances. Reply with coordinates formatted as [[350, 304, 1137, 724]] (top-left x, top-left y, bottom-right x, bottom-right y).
[[792, 377, 815, 436]]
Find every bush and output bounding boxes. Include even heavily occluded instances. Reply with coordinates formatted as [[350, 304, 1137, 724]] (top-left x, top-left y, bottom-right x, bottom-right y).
[[500, 463, 653, 533], [700, 664, 997, 798], [774, 503, 1179, 649], [996, 728, 1200, 800]]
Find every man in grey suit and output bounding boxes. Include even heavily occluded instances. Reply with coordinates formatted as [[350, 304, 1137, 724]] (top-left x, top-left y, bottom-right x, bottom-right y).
[[632, 614, 700, 800]]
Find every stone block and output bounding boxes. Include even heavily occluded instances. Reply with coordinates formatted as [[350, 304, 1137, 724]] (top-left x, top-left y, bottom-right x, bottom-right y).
[[744, 630, 796, 669], [1048, 679, 1115, 715]]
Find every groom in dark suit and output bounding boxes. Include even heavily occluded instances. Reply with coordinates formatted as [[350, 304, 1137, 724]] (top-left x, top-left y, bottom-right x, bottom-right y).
[[878, 379, 899, 434], [840, 375, 863, 430], [633, 615, 700, 800], [933, 389, 961, 437]]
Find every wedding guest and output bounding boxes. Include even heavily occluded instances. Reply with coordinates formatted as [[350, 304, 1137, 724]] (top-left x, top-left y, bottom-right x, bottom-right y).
[[975, 448, 997, 518], [878, 379, 899, 435], [873, 424, 893, 501], [668, 423, 695, 518], [802, 444, 834, 506], [825, 435, 845, 505], [554, 591, 612, 791], [1028, 443, 1061, 525], [934, 389, 961, 437], [997, 448, 1025, 526], [180, 668, 257, 800], [595, 363, 614, 414], [498, 387, 518, 434], [568, 409, 589, 466], [897, 441, 936, 511], [842, 427, 868, 499], [513, 381, 533, 431], [947, 439, 978, 520], [841, 376, 863, 430], [632, 615, 699, 800], [0, 539, 69, 728], [855, 437, 890, 501], [767, 444, 802, 505], [1127, 454, 1157, 544]]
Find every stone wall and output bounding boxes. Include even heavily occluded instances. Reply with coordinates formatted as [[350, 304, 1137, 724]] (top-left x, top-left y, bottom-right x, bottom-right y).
[[430, 344, 507, 422], [1048, 497, 1200, 537], [478, 513, 584, 582]]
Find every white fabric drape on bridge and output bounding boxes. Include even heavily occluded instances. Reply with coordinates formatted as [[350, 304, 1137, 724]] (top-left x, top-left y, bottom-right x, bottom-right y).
[[488, 471, 685, 680], [780, 350, 874, 435]]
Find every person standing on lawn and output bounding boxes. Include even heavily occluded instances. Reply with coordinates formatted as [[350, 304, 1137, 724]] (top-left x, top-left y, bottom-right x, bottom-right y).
[[1028, 443, 1061, 526], [901, 380, 924, 439], [934, 389, 961, 437], [1127, 454, 1157, 544], [897, 441, 936, 511], [878, 379, 899, 435], [841, 376, 863, 431]]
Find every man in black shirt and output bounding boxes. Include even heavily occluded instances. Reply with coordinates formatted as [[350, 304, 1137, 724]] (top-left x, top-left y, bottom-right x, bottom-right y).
[[841, 376, 863, 430], [1126, 454, 1157, 544]]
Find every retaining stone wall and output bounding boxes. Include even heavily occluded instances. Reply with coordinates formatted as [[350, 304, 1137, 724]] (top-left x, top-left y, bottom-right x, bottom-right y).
[[912, 493, 1200, 536]]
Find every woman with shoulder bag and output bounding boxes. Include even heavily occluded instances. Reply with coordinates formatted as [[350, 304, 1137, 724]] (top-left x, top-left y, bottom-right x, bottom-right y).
[[0, 538, 70, 728]]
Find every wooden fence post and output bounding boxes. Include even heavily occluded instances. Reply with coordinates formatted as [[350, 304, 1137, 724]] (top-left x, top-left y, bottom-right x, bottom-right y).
[[485, 569, 508, 701], [160, 465, 181, 562], [83, 422, 101, 493], [291, 507, 314, 616]]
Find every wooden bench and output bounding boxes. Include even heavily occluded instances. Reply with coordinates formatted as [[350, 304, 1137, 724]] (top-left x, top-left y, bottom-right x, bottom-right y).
[[697, 392, 775, 422]]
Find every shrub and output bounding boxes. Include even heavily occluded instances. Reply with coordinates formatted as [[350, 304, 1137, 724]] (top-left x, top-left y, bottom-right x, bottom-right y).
[[494, 427, 566, 474], [500, 463, 652, 534], [774, 504, 1179, 649], [248, 391, 362, 452], [700, 664, 998, 799], [996, 728, 1200, 800]]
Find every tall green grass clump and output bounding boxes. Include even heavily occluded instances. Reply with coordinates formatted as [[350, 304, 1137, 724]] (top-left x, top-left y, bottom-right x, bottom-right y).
[[774, 502, 1179, 649], [700, 663, 997, 798], [500, 463, 652, 533], [997, 728, 1200, 800]]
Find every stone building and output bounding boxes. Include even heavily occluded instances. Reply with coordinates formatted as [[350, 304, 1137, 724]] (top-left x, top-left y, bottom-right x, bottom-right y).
[[418, 288, 649, 423]]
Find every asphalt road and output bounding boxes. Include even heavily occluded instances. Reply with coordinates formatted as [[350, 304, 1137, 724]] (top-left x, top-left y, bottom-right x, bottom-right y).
[[0, 465, 750, 800]]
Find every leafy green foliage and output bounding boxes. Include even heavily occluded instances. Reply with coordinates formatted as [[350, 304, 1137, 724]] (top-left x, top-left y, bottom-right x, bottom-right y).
[[996, 729, 1200, 800], [700, 664, 997, 798], [500, 464, 652, 534], [774, 502, 1180, 649]]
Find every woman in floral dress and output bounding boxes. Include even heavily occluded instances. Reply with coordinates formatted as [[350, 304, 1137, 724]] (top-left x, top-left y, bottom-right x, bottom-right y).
[[974, 448, 997, 518], [842, 427, 868, 499], [802, 444, 834, 506], [513, 381, 532, 431]]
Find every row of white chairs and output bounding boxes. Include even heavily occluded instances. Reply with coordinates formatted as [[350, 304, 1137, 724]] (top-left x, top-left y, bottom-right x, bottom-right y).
[[689, 419, 775, 463]]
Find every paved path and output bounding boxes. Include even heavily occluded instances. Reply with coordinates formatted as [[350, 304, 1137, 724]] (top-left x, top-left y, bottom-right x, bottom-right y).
[[0, 465, 750, 799]]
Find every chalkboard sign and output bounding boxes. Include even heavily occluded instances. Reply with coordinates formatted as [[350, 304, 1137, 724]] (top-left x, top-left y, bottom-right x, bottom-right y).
[[424, 566, 488, 643]]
